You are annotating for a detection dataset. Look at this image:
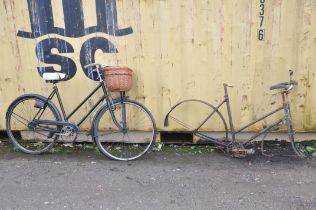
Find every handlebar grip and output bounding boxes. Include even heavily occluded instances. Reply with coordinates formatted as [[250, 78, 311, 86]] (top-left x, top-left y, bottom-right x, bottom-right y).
[[223, 83, 234, 88]]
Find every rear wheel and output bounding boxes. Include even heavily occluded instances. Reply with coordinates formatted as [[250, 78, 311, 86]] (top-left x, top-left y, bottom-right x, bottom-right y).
[[6, 94, 61, 154], [92, 99, 156, 161]]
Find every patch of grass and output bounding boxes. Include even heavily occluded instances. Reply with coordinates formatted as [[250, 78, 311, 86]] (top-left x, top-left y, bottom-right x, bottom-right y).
[[51, 143, 98, 154], [153, 143, 216, 155], [306, 145, 316, 154], [82, 144, 95, 150], [301, 140, 316, 155], [301, 140, 316, 146]]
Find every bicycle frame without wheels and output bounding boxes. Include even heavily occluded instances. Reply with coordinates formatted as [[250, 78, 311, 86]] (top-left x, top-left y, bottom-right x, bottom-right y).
[[6, 63, 156, 161], [164, 79, 305, 158]]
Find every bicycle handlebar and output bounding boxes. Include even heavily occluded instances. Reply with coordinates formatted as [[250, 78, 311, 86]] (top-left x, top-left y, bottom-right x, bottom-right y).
[[223, 83, 234, 88], [290, 80, 298, 85], [84, 63, 103, 69], [84, 63, 105, 81]]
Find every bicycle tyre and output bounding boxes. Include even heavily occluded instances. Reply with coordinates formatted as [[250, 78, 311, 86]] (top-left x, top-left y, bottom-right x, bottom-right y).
[[92, 98, 156, 161], [6, 94, 62, 154]]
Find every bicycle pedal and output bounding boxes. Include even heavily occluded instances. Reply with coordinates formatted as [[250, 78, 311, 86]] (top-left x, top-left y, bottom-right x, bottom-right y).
[[231, 148, 255, 158]]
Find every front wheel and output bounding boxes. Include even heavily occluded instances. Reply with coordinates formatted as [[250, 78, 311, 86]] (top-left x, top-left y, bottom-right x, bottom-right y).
[[92, 99, 156, 161]]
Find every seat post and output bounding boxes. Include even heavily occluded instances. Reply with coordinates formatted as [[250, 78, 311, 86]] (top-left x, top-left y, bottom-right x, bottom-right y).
[[223, 83, 236, 143], [281, 91, 289, 107]]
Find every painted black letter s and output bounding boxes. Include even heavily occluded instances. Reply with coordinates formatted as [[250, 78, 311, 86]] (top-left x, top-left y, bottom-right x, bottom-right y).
[[35, 38, 76, 80]]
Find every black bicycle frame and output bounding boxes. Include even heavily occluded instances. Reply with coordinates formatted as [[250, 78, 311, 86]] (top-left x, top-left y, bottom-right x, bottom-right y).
[[46, 82, 107, 127], [31, 72, 128, 135]]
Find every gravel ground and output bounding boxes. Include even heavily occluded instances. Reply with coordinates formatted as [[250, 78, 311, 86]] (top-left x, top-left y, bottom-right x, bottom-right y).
[[0, 141, 315, 210]]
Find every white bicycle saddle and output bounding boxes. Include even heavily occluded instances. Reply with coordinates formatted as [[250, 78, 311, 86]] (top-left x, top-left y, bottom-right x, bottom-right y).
[[42, 73, 67, 81]]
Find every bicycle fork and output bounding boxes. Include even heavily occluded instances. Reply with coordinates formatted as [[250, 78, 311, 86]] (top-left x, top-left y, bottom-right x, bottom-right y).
[[103, 83, 127, 132]]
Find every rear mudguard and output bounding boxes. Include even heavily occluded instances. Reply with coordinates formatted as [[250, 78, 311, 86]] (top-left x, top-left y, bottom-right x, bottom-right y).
[[6, 94, 62, 122]]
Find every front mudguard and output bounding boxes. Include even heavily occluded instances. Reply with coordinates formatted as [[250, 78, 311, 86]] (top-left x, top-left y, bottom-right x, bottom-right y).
[[90, 96, 130, 143]]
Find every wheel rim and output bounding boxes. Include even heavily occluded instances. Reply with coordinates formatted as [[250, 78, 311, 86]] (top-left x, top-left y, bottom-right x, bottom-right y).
[[164, 100, 228, 142], [94, 101, 156, 160], [7, 97, 59, 153]]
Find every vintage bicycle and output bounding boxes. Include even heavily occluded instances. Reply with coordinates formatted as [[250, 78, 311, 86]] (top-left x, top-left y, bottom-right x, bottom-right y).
[[164, 72, 306, 158], [6, 63, 156, 161]]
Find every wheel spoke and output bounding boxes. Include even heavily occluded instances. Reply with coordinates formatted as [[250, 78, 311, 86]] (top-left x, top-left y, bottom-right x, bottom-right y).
[[6, 96, 60, 154], [94, 130, 122, 137], [93, 100, 156, 160], [11, 112, 31, 126]]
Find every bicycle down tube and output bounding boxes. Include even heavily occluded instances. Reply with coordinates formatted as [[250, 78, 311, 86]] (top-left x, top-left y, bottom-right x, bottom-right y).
[[43, 81, 123, 129], [45, 83, 104, 126]]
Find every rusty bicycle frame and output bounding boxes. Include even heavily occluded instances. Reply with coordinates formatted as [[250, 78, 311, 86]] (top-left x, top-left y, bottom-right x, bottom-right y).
[[164, 80, 305, 158]]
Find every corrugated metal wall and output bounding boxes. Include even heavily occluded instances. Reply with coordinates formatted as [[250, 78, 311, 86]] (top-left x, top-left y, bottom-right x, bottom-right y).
[[0, 0, 315, 132]]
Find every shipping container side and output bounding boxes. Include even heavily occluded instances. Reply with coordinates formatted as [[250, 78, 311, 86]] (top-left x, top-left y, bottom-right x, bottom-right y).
[[0, 0, 315, 132]]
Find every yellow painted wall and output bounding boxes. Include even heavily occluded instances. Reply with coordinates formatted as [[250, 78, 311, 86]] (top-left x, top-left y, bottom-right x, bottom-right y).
[[0, 0, 315, 132]]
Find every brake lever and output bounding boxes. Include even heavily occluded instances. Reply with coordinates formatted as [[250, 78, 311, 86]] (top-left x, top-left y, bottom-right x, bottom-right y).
[[287, 84, 294, 92], [84, 63, 102, 69]]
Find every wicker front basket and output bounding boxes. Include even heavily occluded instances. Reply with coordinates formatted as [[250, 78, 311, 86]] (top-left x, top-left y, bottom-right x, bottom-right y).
[[103, 66, 133, 92]]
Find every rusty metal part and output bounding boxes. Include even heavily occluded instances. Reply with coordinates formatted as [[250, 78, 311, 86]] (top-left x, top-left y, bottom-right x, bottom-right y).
[[164, 99, 228, 132], [230, 144, 255, 158]]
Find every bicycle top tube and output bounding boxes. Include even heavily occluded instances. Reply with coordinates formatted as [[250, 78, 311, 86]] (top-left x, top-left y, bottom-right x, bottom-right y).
[[47, 78, 109, 126]]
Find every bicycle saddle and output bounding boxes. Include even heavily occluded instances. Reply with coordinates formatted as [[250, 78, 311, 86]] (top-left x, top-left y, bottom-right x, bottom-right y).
[[270, 82, 290, 90], [270, 80, 297, 90], [42, 73, 67, 82]]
